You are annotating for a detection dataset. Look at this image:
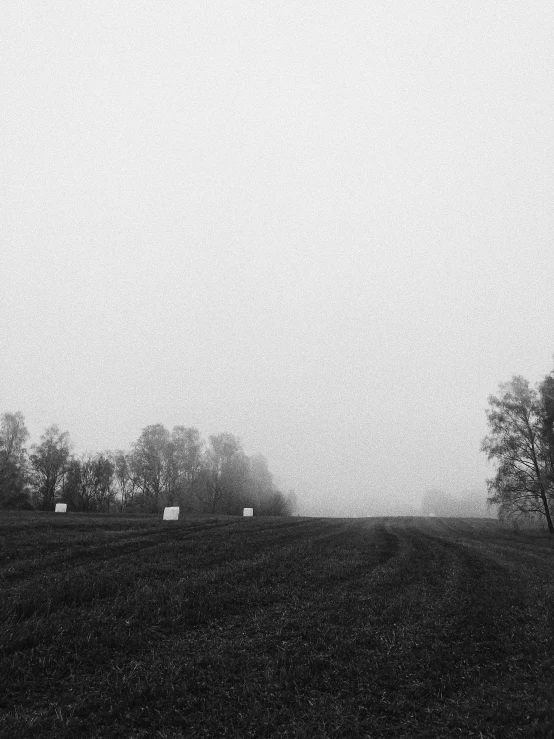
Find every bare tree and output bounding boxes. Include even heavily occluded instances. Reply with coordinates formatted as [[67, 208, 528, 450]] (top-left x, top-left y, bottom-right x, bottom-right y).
[[82, 454, 115, 511], [285, 489, 298, 516], [169, 426, 204, 510], [112, 451, 139, 510], [0, 411, 30, 508], [56, 452, 115, 512], [127, 425, 205, 512], [29, 425, 72, 511], [482, 376, 554, 533], [247, 454, 274, 509], [202, 433, 246, 513], [130, 424, 171, 512], [245, 454, 292, 515], [538, 372, 554, 492], [62, 458, 84, 510]]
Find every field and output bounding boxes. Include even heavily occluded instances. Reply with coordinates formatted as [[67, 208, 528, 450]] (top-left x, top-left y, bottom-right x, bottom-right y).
[[1, 513, 554, 738]]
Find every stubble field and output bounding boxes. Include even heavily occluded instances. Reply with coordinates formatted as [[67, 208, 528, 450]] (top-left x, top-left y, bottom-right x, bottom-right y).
[[1, 512, 554, 738]]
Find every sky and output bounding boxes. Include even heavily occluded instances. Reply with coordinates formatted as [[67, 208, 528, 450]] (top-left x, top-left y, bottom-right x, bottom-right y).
[[2, 1, 553, 516]]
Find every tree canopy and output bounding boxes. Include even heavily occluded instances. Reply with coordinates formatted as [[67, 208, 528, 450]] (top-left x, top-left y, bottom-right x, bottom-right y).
[[482, 374, 554, 532], [0, 412, 295, 516]]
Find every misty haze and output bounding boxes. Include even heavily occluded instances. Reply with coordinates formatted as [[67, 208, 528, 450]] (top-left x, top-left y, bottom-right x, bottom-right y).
[[2, 3, 554, 735], [2, 2, 553, 520]]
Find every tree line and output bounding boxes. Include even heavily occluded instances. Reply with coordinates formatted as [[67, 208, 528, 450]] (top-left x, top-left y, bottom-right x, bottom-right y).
[[0, 415, 297, 516], [482, 362, 554, 533]]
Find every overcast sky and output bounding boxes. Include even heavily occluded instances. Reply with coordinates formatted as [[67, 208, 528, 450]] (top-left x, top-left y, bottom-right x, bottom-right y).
[[2, 2, 553, 516]]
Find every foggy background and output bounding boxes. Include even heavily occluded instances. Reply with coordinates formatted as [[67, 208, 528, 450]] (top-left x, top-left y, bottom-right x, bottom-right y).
[[2, 2, 553, 516]]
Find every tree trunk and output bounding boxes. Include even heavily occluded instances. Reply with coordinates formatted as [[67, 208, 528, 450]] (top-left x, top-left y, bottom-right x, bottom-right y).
[[540, 490, 554, 533]]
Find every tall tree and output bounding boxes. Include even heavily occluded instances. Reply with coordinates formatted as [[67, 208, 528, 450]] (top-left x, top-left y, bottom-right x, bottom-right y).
[[245, 454, 290, 515], [88, 453, 115, 511], [202, 433, 246, 513], [29, 425, 72, 511], [130, 424, 171, 511], [248, 454, 274, 506], [129, 425, 205, 511], [60, 453, 115, 512], [284, 489, 298, 516], [169, 426, 204, 510], [538, 372, 554, 492], [482, 376, 554, 533], [62, 458, 84, 511], [69, 453, 115, 512], [0, 411, 30, 508], [112, 451, 138, 510]]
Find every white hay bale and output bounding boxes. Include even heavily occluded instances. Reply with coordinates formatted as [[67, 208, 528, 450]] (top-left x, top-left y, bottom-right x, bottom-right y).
[[55, 503, 67, 513], [243, 508, 254, 517], [163, 506, 180, 520]]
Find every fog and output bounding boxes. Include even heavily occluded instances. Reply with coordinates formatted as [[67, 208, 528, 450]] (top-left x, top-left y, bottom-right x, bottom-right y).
[[2, 2, 553, 516]]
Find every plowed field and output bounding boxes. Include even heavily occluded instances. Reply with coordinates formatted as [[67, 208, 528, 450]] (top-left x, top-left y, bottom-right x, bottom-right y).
[[1, 513, 554, 738]]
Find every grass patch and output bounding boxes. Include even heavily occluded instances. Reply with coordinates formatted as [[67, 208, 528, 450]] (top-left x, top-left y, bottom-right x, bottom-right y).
[[1, 513, 554, 737]]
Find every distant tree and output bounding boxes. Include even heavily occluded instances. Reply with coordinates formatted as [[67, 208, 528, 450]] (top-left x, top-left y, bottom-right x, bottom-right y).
[[29, 425, 72, 511], [482, 376, 554, 533], [130, 424, 171, 512], [128, 425, 205, 512], [257, 489, 291, 516], [197, 438, 294, 516], [61, 453, 115, 512], [244, 455, 293, 515], [223, 449, 253, 513], [62, 458, 83, 510], [0, 411, 31, 509], [0, 411, 296, 516], [285, 489, 298, 516], [538, 372, 554, 493], [458, 489, 498, 518], [247, 454, 274, 509], [83, 454, 115, 511], [421, 489, 464, 517], [419, 488, 494, 518], [93, 454, 116, 510], [201, 433, 246, 513], [170, 427, 204, 510], [112, 451, 139, 511]]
